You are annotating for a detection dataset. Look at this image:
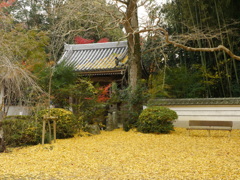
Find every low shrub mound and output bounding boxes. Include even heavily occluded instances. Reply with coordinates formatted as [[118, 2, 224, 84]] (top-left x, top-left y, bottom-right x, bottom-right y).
[[3, 116, 41, 147], [137, 106, 178, 134], [3, 108, 78, 147], [38, 108, 77, 139]]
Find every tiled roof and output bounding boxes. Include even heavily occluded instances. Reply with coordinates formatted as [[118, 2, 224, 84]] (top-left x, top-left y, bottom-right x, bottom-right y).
[[59, 41, 128, 75], [148, 98, 240, 106]]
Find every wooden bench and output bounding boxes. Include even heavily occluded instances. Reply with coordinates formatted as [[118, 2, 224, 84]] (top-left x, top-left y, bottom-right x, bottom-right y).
[[187, 120, 233, 137]]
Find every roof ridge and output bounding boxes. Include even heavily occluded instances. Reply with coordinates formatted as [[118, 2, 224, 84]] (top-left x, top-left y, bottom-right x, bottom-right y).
[[64, 41, 127, 51]]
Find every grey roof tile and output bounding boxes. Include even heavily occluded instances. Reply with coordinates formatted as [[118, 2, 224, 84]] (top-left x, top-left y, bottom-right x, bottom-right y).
[[59, 41, 128, 74], [148, 98, 240, 106]]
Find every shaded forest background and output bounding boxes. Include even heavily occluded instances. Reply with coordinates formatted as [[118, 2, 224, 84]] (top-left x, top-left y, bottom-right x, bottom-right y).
[[144, 0, 240, 98], [1, 0, 240, 100]]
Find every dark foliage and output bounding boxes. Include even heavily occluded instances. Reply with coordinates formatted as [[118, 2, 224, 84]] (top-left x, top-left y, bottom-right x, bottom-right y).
[[137, 106, 178, 134]]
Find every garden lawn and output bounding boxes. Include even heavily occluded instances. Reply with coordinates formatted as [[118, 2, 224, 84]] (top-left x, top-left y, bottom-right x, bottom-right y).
[[0, 128, 240, 179]]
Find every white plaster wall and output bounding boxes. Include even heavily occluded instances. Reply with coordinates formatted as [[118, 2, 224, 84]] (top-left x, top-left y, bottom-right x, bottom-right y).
[[170, 107, 240, 121], [168, 106, 240, 129], [7, 106, 30, 116], [0, 87, 3, 105], [0, 86, 30, 116]]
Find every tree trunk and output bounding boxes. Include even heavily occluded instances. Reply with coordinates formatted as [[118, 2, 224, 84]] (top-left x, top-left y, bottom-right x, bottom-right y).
[[124, 0, 142, 90], [121, 1, 143, 131]]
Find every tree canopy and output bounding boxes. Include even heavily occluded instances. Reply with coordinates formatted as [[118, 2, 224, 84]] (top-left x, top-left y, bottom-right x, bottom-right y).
[[144, 0, 240, 98]]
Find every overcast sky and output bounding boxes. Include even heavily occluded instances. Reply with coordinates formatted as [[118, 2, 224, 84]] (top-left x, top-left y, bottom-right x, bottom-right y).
[[138, 0, 168, 26], [106, 0, 169, 27]]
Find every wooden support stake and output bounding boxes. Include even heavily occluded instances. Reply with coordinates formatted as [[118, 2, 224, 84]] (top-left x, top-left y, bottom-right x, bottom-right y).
[[42, 116, 57, 145], [48, 120, 52, 144], [53, 120, 56, 143], [42, 120, 46, 145]]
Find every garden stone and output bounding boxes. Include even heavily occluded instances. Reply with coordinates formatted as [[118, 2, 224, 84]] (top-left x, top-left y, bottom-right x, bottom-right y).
[[88, 124, 100, 134], [112, 111, 118, 129], [106, 113, 114, 131]]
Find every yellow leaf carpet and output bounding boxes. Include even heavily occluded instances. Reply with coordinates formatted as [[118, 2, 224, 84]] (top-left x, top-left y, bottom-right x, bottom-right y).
[[0, 128, 240, 179]]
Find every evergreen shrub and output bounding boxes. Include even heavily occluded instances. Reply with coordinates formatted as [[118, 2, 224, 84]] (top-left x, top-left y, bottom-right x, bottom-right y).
[[120, 80, 149, 131], [137, 106, 178, 134], [3, 116, 42, 147], [3, 108, 78, 147], [38, 108, 77, 139]]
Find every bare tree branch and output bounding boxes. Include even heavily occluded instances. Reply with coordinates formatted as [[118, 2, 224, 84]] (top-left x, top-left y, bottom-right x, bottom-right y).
[[115, 0, 128, 5], [0, 54, 46, 115], [136, 27, 240, 61]]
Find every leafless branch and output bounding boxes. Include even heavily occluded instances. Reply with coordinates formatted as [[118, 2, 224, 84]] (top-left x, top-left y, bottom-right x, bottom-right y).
[[115, 0, 128, 5], [0, 55, 46, 109], [136, 27, 240, 61]]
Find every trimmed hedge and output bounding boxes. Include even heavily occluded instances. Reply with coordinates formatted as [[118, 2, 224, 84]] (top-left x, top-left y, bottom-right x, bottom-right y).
[[37, 108, 77, 139], [137, 106, 178, 134], [3, 108, 78, 147], [2, 116, 42, 146]]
